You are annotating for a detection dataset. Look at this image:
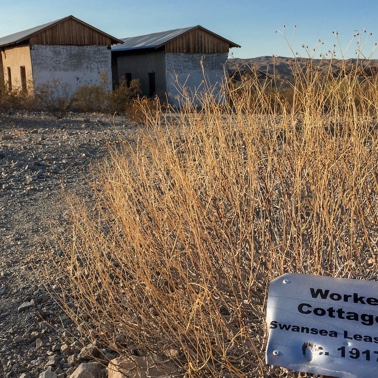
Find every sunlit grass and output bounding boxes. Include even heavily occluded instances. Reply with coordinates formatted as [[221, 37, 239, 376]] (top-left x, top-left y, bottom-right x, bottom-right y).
[[44, 57, 377, 377]]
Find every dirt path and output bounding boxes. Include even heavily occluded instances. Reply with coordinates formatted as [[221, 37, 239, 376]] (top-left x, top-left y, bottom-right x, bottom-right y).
[[0, 112, 135, 377]]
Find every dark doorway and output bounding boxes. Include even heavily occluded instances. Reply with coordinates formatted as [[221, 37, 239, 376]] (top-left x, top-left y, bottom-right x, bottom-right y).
[[7, 67, 12, 91], [125, 72, 132, 87], [20, 66, 27, 93]]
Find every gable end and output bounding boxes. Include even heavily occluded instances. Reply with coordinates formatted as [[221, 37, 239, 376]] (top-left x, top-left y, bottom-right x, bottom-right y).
[[28, 17, 117, 45], [164, 27, 237, 54]]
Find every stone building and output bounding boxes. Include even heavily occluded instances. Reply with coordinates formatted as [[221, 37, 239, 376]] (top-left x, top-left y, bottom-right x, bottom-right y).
[[111, 26, 240, 106], [0, 15, 122, 95]]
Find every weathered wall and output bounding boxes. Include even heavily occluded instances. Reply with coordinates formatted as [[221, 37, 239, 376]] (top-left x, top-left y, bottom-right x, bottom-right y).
[[31, 45, 112, 96], [113, 50, 166, 98], [165, 53, 228, 106], [1, 46, 33, 92]]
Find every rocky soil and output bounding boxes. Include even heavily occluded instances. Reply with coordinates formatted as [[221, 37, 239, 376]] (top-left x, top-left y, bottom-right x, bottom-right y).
[[0, 112, 137, 377]]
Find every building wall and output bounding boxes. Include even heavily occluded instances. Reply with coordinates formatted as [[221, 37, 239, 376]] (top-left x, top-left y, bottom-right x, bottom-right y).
[[30, 45, 112, 96], [113, 50, 166, 99], [0, 52, 4, 90], [1, 46, 33, 93], [165, 53, 228, 106]]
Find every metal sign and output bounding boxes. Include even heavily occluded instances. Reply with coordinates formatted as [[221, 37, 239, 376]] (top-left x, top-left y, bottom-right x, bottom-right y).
[[266, 273, 378, 378]]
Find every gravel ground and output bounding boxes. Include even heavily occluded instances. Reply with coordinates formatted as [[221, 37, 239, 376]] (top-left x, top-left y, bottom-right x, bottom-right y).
[[0, 111, 137, 377]]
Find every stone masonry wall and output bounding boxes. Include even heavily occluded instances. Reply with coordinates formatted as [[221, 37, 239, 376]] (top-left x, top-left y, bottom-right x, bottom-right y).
[[165, 53, 228, 106], [31, 45, 112, 96]]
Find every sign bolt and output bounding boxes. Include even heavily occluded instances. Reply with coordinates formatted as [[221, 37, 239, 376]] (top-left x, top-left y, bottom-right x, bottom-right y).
[[272, 350, 281, 356], [282, 279, 290, 284]]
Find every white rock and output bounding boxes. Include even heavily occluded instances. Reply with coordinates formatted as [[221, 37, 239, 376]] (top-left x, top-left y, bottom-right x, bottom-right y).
[[17, 300, 35, 312], [39, 366, 58, 378], [69, 362, 106, 378], [35, 338, 44, 350], [108, 356, 179, 378]]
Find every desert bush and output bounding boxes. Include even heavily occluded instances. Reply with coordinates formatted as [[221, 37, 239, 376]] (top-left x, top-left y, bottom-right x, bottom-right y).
[[44, 60, 378, 377], [73, 74, 109, 113], [1, 74, 142, 116], [72, 76, 142, 114], [0, 86, 37, 114], [107, 78, 142, 114], [35, 80, 75, 119], [125, 95, 165, 126]]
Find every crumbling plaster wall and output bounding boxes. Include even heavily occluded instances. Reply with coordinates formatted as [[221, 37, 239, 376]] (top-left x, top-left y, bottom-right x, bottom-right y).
[[31, 45, 112, 96]]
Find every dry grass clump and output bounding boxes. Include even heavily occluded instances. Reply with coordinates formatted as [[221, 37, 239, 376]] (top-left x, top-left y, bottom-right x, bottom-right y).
[[0, 86, 37, 114], [45, 59, 377, 377], [0, 75, 141, 117], [74, 75, 142, 114]]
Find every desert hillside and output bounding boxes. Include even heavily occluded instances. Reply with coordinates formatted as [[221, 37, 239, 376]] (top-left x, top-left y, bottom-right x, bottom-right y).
[[227, 55, 378, 83]]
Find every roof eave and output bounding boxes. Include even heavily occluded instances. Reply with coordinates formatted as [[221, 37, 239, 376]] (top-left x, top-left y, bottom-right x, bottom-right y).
[[0, 39, 29, 49]]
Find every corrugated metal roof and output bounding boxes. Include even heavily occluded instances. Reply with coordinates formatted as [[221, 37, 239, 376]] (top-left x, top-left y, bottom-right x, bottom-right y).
[[112, 27, 194, 52], [0, 15, 122, 47], [0, 18, 64, 47], [112, 25, 240, 52]]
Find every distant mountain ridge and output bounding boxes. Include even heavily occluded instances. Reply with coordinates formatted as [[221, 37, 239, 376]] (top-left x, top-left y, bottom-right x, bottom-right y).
[[227, 56, 378, 82]]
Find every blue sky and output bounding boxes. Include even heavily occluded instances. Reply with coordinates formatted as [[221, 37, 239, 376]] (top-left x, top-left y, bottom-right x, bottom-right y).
[[1, 0, 377, 59]]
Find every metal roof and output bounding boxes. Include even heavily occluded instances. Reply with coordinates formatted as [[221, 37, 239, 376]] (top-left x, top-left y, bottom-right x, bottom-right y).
[[0, 15, 122, 48], [112, 27, 193, 52], [112, 25, 240, 52], [0, 18, 62, 47]]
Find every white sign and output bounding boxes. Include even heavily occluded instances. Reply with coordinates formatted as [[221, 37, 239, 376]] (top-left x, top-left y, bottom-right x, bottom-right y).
[[266, 273, 378, 378]]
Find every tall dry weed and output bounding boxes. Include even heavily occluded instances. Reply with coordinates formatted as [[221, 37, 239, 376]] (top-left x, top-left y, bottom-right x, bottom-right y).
[[44, 59, 378, 377]]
